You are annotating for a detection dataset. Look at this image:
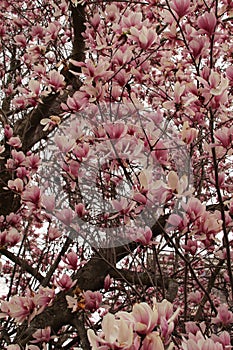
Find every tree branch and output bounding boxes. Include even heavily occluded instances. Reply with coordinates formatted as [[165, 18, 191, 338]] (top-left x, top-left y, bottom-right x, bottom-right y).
[[0, 247, 44, 283], [109, 268, 178, 302]]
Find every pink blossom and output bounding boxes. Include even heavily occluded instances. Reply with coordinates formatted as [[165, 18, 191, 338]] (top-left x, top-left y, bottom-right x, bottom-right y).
[[62, 91, 89, 112], [189, 37, 206, 59], [4, 125, 13, 139], [71, 58, 113, 83], [160, 316, 176, 343], [197, 12, 217, 36], [54, 135, 75, 153], [182, 239, 198, 255], [188, 291, 202, 304], [12, 96, 27, 109], [31, 25, 45, 39], [167, 213, 184, 228], [56, 274, 75, 290], [28, 80, 40, 97], [141, 332, 164, 350], [66, 295, 84, 313], [42, 194, 55, 212], [0, 145, 5, 156], [68, 160, 80, 178], [66, 94, 83, 112], [104, 123, 127, 139], [75, 203, 88, 217], [215, 126, 232, 148], [33, 287, 55, 310], [131, 302, 158, 334], [8, 179, 24, 193], [40, 115, 61, 131], [46, 22, 61, 40], [163, 82, 186, 110], [115, 70, 130, 87], [182, 121, 198, 144], [11, 150, 25, 165], [183, 338, 200, 350], [73, 143, 89, 161], [212, 304, 233, 325], [56, 208, 74, 226], [152, 140, 168, 165], [171, 0, 190, 18], [1, 295, 35, 323], [14, 34, 27, 47], [135, 227, 152, 245], [185, 322, 200, 335], [6, 345, 21, 350], [6, 213, 21, 226], [26, 346, 40, 350], [63, 250, 79, 270], [16, 167, 29, 180], [45, 70, 66, 91], [133, 192, 147, 205], [6, 228, 22, 247], [211, 331, 231, 348], [48, 226, 62, 241], [182, 333, 224, 350], [226, 66, 233, 82], [129, 27, 156, 50], [156, 299, 174, 322], [84, 290, 102, 312], [25, 153, 41, 172], [87, 312, 134, 349], [104, 274, 113, 291], [31, 327, 51, 343], [7, 137, 22, 149], [90, 13, 101, 28], [21, 186, 41, 209], [111, 198, 136, 218], [0, 231, 7, 247], [185, 198, 206, 221]]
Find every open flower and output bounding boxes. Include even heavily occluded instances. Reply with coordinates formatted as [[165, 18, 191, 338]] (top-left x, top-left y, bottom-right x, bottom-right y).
[[87, 313, 134, 349]]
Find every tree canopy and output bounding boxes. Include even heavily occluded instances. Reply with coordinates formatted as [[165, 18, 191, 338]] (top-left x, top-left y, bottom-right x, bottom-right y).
[[0, 0, 233, 349]]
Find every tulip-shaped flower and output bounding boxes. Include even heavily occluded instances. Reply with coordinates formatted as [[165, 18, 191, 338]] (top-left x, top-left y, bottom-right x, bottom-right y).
[[131, 302, 158, 335]]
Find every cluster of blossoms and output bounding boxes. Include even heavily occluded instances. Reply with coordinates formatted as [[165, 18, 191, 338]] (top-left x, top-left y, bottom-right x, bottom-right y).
[[87, 299, 233, 350], [45, 103, 193, 248], [0, 287, 55, 324], [88, 299, 179, 350]]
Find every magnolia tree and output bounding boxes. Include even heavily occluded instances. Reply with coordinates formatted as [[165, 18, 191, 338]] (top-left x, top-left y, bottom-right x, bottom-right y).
[[0, 0, 233, 349]]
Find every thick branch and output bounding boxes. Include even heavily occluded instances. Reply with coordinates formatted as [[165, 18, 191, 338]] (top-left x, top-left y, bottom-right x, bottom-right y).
[[0, 248, 44, 283], [109, 268, 178, 302]]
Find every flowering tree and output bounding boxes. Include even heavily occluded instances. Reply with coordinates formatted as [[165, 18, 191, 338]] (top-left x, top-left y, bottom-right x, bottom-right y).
[[0, 0, 233, 349]]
